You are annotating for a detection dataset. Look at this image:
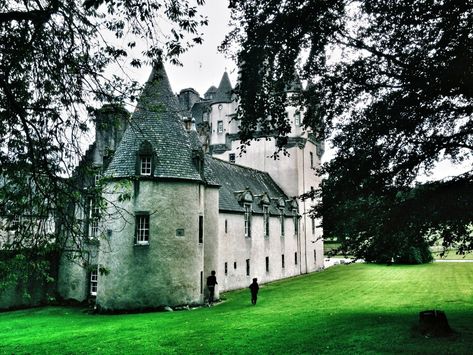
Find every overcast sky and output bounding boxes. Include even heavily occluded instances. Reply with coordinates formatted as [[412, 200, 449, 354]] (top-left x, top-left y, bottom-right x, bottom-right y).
[[166, 0, 237, 95], [124, 0, 236, 97]]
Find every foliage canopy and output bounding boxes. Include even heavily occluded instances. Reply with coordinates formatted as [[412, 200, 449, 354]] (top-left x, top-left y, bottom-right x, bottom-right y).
[[225, 0, 473, 262]]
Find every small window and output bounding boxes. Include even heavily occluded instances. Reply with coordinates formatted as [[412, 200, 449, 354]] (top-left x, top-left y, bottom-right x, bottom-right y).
[[140, 156, 152, 175], [199, 216, 203, 244], [244, 204, 252, 238], [225, 219, 228, 234], [294, 111, 301, 126], [263, 206, 269, 238], [94, 172, 102, 186], [295, 252, 298, 265], [246, 259, 250, 276], [282, 254, 285, 269], [200, 271, 203, 294], [280, 209, 285, 236], [90, 268, 98, 296], [11, 215, 21, 230], [314, 249, 317, 263], [89, 199, 100, 239], [90, 219, 99, 239], [217, 120, 223, 133], [137, 141, 154, 176], [311, 186, 315, 201], [310, 152, 314, 169], [229, 153, 235, 164], [225, 262, 228, 275], [311, 217, 315, 234], [234, 261, 237, 270], [293, 212, 298, 236], [265, 256, 269, 273], [135, 214, 150, 245]]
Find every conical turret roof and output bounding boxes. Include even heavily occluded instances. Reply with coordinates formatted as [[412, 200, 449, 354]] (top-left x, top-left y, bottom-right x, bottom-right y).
[[213, 71, 233, 103], [105, 61, 202, 181]]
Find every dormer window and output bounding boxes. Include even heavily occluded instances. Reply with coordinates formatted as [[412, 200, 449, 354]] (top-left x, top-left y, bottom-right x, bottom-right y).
[[136, 141, 155, 176], [140, 156, 152, 175]]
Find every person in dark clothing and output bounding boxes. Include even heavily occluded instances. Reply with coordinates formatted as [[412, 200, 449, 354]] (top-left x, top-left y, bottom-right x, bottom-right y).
[[249, 278, 259, 305], [206, 270, 218, 306]]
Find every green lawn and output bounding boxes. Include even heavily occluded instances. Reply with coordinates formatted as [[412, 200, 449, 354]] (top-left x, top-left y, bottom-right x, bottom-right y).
[[1, 263, 473, 354]]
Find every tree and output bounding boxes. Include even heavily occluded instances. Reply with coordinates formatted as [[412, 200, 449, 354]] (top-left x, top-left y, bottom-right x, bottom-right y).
[[0, 0, 207, 292], [224, 0, 473, 262]]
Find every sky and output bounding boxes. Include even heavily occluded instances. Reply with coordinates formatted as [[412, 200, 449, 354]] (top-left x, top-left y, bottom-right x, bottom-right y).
[[166, 0, 237, 95], [128, 0, 237, 97]]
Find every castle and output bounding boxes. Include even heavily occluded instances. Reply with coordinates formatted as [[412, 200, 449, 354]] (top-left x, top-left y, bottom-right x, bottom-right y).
[[57, 61, 324, 311]]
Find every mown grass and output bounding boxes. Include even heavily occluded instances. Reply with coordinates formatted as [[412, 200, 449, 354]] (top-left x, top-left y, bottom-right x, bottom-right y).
[[1, 263, 473, 354]]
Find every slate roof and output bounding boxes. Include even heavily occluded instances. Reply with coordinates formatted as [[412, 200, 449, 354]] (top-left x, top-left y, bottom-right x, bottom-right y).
[[204, 156, 295, 215], [204, 85, 217, 98], [105, 61, 202, 182], [190, 100, 211, 125], [213, 72, 233, 103]]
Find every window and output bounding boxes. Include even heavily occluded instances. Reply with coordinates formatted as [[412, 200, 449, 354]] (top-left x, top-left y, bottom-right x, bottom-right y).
[[90, 268, 98, 296], [246, 259, 250, 276], [135, 214, 150, 245], [293, 212, 298, 236], [89, 199, 100, 239], [199, 216, 203, 244], [295, 252, 298, 265], [263, 206, 269, 237], [314, 249, 317, 263], [225, 262, 228, 275], [225, 219, 228, 233], [137, 141, 154, 176], [282, 254, 285, 269], [280, 209, 285, 236], [217, 120, 223, 133], [244, 204, 252, 238], [200, 271, 203, 294], [311, 217, 315, 234], [140, 156, 152, 175], [94, 172, 102, 185], [229, 153, 235, 164], [310, 152, 314, 169], [90, 219, 99, 239], [294, 111, 301, 126], [234, 261, 237, 269], [265, 256, 269, 273]]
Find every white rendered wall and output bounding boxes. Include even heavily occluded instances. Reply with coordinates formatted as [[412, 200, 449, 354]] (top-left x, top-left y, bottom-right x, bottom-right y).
[[217, 212, 301, 292]]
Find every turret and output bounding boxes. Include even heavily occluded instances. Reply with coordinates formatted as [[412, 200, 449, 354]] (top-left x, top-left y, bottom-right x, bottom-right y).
[[94, 104, 129, 167]]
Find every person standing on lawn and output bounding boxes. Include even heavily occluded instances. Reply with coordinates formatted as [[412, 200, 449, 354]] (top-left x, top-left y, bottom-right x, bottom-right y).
[[207, 270, 218, 306], [249, 278, 259, 305]]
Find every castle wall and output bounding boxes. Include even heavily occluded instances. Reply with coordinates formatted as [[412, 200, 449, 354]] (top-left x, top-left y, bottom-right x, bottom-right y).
[[96, 179, 209, 310], [209, 101, 239, 145], [57, 251, 89, 302], [203, 186, 220, 301], [217, 212, 301, 292], [213, 137, 324, 274]]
